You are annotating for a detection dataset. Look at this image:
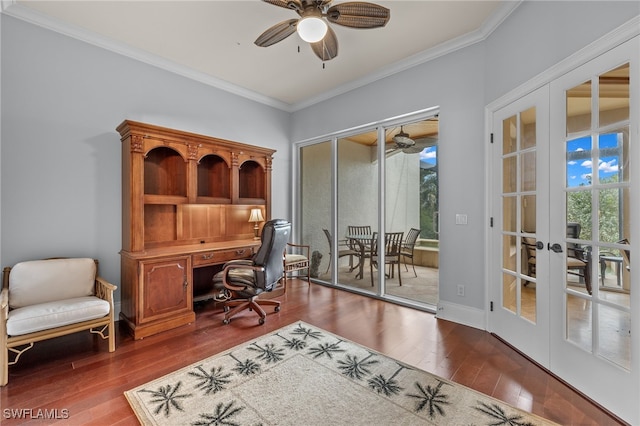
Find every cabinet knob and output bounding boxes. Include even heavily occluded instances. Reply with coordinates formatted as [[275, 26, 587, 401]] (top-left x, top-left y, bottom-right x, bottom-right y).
[[202, 254, 214, 260], [236, 249, 246, 256]]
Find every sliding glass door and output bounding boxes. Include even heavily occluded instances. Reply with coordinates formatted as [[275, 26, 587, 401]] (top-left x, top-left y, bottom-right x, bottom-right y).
[[384, 118, 439, 306], [297, 109, 440, 310]]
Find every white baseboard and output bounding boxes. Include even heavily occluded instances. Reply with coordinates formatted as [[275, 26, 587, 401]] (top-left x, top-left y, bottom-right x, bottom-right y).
[[435, 300, 486, 331]]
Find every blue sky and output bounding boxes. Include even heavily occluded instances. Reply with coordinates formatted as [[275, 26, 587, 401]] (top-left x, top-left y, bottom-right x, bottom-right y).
[[566, 133, 620, 187], [419, 146, 437, 169]]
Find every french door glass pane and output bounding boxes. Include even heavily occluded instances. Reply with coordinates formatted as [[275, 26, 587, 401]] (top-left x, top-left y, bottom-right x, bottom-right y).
[[522, 195, 536, 232], [522, 277, 537, 323], [598, 306, 631, 370], [567, 81, 591, 135], [503, 196, 516, 232], [503, 156, 517, 192], [503, 272, 516, 314], [566, 294, 592, 352], [566, 136, 593, 188], [599, 63, 629, 127], [503, 115, 517, 154]]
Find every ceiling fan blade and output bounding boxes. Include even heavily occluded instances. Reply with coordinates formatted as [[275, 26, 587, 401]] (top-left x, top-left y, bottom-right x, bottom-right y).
[[413, 137, 438, 148], [326, 2, 390, 29], [262, 0, 303, 12], [311, 26, 338, 61], [254, 19, 299, 47], [402, 137, 438, 154]]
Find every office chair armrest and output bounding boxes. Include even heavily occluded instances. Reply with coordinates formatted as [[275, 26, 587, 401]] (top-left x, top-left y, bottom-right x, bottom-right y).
[[221, 263, 265, 292]]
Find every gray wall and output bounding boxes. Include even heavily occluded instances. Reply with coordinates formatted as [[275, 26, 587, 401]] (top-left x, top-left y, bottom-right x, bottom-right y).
[[291, 1, 639, 311], [484, 1, 639, 104], [0, 15, 291, 301]]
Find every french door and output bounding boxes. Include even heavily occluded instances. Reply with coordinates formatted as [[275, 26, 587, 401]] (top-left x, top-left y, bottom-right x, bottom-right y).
[[490, 86, 550, 366], [548, 38, 637, 423], [490, 37, 638, 424]]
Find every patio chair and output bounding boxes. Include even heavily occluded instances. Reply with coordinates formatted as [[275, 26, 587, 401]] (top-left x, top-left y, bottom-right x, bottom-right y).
[[370, 231, 404, 287], [323, 229, 359, 274], [401, 228, 421, 277]]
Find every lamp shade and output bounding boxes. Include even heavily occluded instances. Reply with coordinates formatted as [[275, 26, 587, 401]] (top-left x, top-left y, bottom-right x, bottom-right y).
[[297, 16, 328, 43], [249, 208, 265, 223]]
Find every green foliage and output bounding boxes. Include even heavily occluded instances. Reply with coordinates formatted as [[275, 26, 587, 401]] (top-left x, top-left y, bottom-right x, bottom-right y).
[[567, 175, 622, 243], [420, 168, 439, 239]]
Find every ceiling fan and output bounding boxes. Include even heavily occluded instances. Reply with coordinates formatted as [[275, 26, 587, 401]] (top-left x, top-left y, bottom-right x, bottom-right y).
[[388, 126, 438, 154], [255, 0, 390, 61]]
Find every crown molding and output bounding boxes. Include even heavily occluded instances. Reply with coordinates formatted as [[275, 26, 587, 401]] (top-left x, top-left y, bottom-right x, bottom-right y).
[[289, 1, 522, 111], [1, 1, 293, 111], [487, 14, 640, 111], [2, 0, 521, 113]]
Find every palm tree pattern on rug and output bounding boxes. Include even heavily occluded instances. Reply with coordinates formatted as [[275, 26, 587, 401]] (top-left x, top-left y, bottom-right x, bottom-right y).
[[126, 322, 556, 426]]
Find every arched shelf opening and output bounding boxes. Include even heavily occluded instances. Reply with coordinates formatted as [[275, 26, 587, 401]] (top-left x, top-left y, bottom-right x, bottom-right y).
[[144, 147, 186, 196]]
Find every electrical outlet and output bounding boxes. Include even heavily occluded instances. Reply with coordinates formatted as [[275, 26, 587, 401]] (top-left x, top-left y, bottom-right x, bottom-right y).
[[455, 214, 468, 225], [457, 285, 465, 297]]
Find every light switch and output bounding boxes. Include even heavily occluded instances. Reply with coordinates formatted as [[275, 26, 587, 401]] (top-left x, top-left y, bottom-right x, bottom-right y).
[[455, 214, 468, 225]]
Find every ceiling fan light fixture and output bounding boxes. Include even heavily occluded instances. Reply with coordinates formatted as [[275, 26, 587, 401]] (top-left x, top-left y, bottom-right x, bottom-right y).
[[393, 127, 415, 148], [297, 16, 328, 43]]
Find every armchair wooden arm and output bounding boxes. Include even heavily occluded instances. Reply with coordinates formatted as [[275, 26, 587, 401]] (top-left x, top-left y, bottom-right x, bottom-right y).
[[95, 277, 117, 302], [285, 242, 310, 284]]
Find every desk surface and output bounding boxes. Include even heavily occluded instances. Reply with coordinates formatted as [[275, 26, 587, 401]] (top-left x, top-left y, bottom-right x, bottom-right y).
[[121, 239, 260, 260]]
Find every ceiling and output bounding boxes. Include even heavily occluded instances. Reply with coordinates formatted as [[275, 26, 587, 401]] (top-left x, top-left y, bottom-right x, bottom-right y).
[[5, 0, 519, 112]]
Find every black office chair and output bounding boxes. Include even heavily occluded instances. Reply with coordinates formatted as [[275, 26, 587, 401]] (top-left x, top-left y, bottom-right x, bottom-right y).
[[212, 219, 291, 325]]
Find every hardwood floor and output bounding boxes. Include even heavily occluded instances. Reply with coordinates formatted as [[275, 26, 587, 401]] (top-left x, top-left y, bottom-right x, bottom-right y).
[[1, 279, 625, 425]]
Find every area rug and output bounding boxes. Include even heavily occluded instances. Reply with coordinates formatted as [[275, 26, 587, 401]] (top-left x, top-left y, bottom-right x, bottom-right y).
[[125, 321, 557, 425]]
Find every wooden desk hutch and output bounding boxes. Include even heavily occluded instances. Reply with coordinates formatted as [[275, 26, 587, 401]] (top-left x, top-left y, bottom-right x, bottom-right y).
[[117, 120, 275, 339]]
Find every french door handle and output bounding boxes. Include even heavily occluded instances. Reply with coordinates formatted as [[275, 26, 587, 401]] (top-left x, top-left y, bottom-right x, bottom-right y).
[[536, 241, 544, 250], [549, 243, 563, 253]]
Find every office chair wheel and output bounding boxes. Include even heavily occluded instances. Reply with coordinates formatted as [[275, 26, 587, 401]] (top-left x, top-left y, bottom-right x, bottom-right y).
[[274, 306, 280, 312], [223, 318, 230, 325], [259, 318, 265, 325]]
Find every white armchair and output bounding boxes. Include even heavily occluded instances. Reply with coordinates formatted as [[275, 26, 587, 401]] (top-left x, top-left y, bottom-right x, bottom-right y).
[[0, 258, 117, 386]]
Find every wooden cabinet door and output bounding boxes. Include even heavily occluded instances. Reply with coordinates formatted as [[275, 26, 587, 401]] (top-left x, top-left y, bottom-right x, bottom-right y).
[[140, 257, 191, 323]]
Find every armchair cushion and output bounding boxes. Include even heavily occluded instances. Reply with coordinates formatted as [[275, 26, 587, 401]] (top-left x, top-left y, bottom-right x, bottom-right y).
[[8, 258, 96, 308], [7, 296, 110, 336]]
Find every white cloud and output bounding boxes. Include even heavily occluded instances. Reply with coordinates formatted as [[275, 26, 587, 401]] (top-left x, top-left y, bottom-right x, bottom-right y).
[[599, 159, 618, 173], [581, 160, 592, 168], [568, 160, 577, 165], [420, 150, 437, 160]]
